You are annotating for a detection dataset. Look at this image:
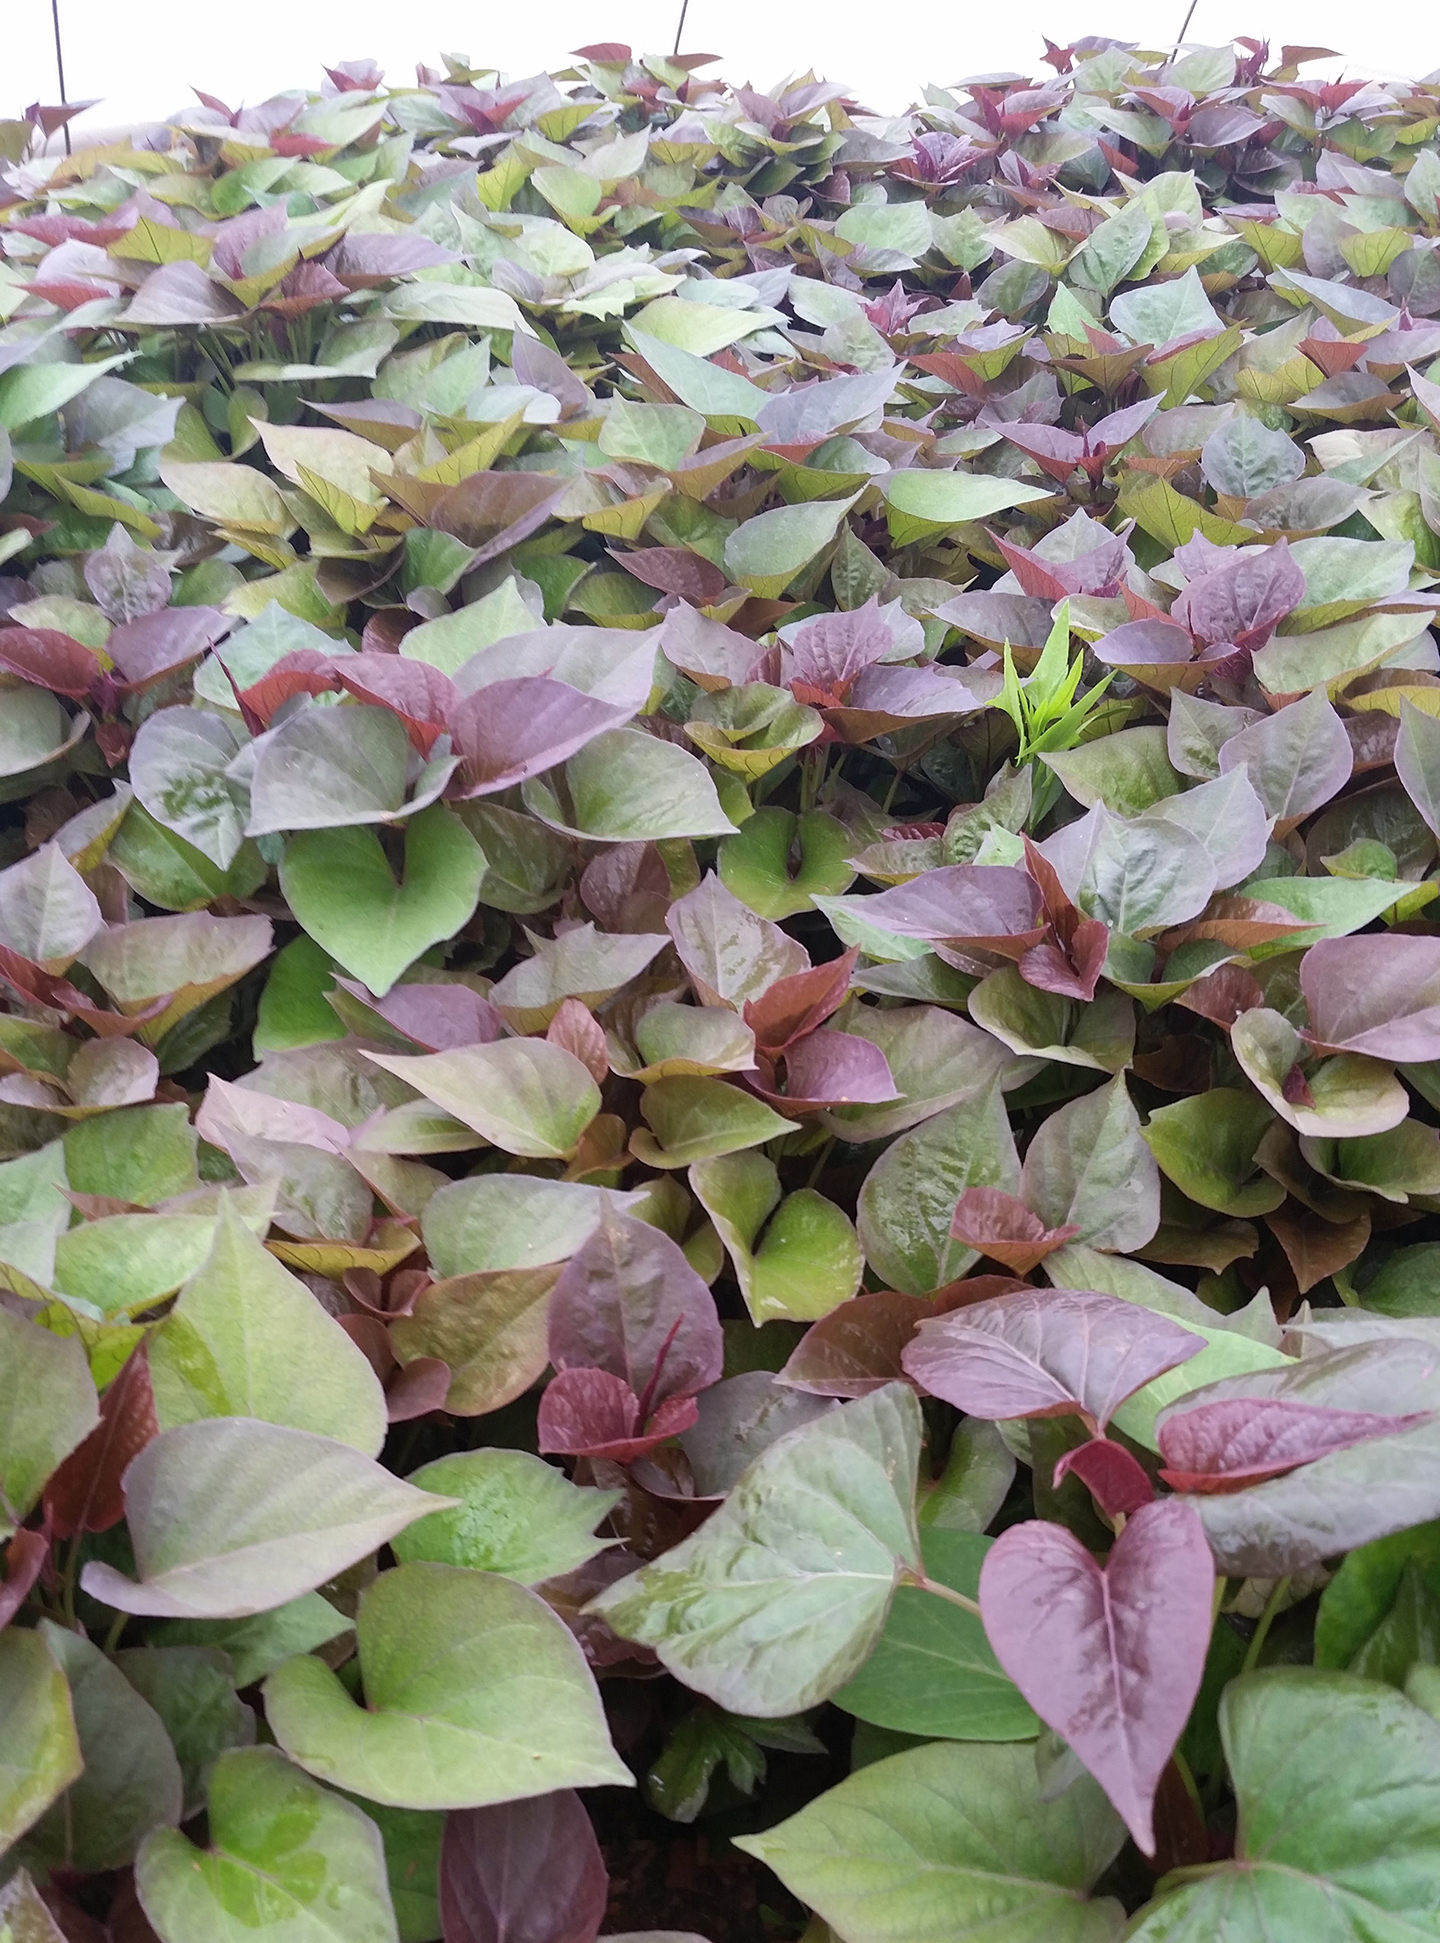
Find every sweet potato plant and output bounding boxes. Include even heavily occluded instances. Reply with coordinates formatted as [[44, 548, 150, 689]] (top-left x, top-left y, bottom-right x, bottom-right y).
[[7, 29, 1440, 1942]]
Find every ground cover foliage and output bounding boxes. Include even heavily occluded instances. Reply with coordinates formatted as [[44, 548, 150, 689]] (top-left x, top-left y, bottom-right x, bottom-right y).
[[11, 26, 1440, 1943]]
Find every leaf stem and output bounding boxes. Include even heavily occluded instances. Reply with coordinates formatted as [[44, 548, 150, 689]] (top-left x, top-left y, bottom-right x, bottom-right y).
[[909, 1571, 983, 1619], [1240, 1575, 1291, 1675]]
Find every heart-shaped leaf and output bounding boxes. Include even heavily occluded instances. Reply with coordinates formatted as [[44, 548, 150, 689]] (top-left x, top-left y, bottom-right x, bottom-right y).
[[905, 1287, 1203, 1433], [734, 1740, 1125, 1943], [265, 1562, 630, 1808], [280, 806, 484, 999], [593, 1385, 923, 1715], [365, 1040, 601, 1159], [136, 1745, 399, 1943], [979, 1500, 1215, 1851], [79, 1418, 450, 1619]]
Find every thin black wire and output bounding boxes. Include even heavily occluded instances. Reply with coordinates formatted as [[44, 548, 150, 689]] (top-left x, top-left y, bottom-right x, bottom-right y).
[[49, 0, 72, 153], [1170, 0, 1199, 62], [672, 0, 689, 58]]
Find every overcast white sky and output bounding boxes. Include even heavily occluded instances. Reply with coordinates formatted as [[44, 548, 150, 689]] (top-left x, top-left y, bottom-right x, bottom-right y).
[[5, 0, 1436, 133]]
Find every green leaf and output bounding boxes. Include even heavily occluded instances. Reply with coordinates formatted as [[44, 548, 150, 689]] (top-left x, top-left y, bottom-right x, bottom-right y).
[[1022, 1074, 1160, 1253], [723, 497, 859, 599], [857, 1082, 1020, 1296], [392, 1449, 620, 1584], [421, 1176, 625, 1278], [0, 1308, 98, 1537], [255, 935, 348, 1054], [246, 706, 452, 836], [717, 808, 855, 920], [364, 1039, 601, 1159], [109, 803, 267, 913], [734, 1740, 1125, 1943], [630, 1077, 799, 1168], [1141, 1089, 1285, 1217], [149, 1200, 388, 1455], [883, 469, 1051, 546], [1316, 1521, 1440, 1672], [80, 1419, 451, 1620], [592, 1385, 923, 1715], [692, 1151, 863, 1322], [0, 1628, 83, 1855], [833, 1530, 1039, 1741], [0, 354, 132, 432], [135, 1746, 400, 1943], [599, 398, 706, 469], [158, 458, 292, 534], [969, 970, 1136, 1073], [264, 1562, 630, 1808], [148, 1595, 351, 1689], [0, 1870, 68, 1942], [64, 1102, 200, 1205], [1232, 1009, 1409, 1139], [23, 1621, 183, 1875], [356, 1803, 441, 1943], [523, 728, 735, 841], [1043, 728, 1183, 816], [1129, 1670, 1440, 1941], [280, 807, 484, 999], [115, 1646, 256, 1816]]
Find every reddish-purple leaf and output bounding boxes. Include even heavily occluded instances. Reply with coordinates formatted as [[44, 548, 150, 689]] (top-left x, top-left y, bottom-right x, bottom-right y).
[[754, 1029, 899, 1110], [336, 655, 458, 754], [931, 591, 1055, 652], [536, 1367, 697, 1463], [948, 1187, 1079, 1276], [785, 598, 898, 695], [580, 843, 674, 934], [859, 866, 1046, 959], [438, 1790, 608, 1943], [902, 1288, 1204, 1432], [431, 473, 570, 566], [991, 420, 1086, 480], [609, 547, 731, 606], [0, 1528, 48, 1631], [779, 1291, 933, 1397], [446, 678, 634, 796], [1156, 1396, 1432, 1494], [0, 627, 101, 699], [547, 1203, 723, 1408], [1299, 934, 1440, 1062], [510, 335, 592, 416], [1172, 540, 1305, 652], [1052, 1439, 1155, 1518], [105, 608, 230, 686], [44, 1349, 158, 1540], [658, 604, 766, 692], [386, 1357, 452, 1423], [232, 649, 339, 727], [742, 950, 856, 1055], [979, 1500, 1214, 1852]]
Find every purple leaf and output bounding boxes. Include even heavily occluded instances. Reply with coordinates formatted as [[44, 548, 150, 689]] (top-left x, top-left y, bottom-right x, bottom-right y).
[[446, 678, 634, 795], [439, 1791, 608, 1943], [978, 1500, 1214, 1852], [948, 1187, 1079, 1276], [1088, 394, 1163, 453], [609, 547, 731, 607], [105, 607, 230, 685], [786, 598, 899, 694], [1157, 1397, 1432, 1494], [0, 1528, 47, 1632], [1052, 1439, 1155, 1518], [121, 260, 246, 325], [1217, 689, 1353, 823], [1172, 541, 1305, 651], [858, 866, 1046, 958], [537, 1367, 698, 1463], [990, 420, 1086, 480], [902, 1287, 1203, 1432], [0, 628, 101, 699], [659, 604, 767, 691], [323, 232, 459, 289], [755, 1028, 899, 1109], [333, 978, 505, 1051], [931, 592, 1056, 651], [432, 473, 570, 567], [1300, 934, 1440, 1062], [547, 1203, 723, 1408]]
